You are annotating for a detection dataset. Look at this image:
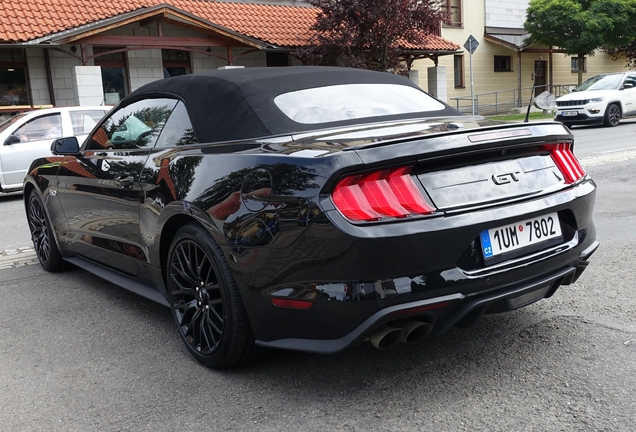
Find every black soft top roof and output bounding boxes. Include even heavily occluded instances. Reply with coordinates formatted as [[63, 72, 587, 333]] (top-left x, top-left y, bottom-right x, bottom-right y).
[[125, 66, 461, 143]]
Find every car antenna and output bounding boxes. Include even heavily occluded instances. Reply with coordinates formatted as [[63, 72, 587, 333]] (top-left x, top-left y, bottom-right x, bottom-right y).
[[524, 71, 538, 123]]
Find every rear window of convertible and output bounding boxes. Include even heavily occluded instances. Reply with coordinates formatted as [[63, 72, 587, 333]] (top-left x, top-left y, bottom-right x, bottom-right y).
[[273, 83, 446, 124]]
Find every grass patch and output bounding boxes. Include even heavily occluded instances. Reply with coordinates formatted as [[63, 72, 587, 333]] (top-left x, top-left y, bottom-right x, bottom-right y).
[[488, 112, 554, 122]]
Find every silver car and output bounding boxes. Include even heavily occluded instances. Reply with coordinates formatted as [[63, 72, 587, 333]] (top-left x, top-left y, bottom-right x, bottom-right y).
[[0, 106, 109, 193]]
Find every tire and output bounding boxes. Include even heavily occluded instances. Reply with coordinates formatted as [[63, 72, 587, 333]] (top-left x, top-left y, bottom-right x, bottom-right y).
[[167, 222, 264, 369], [27, 190, 65, 272], [603, 103, 621, 127]]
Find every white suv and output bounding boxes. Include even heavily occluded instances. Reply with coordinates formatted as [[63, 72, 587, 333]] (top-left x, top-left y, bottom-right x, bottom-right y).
[[555, 71, 636, 127]]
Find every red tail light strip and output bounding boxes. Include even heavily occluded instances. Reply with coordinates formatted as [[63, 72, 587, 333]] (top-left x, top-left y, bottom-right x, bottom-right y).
[[386, 166, 435, 214], [332, 166, 435, 222], [271, 298, 313, 310], [332, 175, 383, 221], [548, 143, 586, 184]]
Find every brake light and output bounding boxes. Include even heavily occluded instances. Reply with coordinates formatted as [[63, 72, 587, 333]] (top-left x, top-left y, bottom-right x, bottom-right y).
[[546, 143, 586, 183], [332, 166, 435, 221]]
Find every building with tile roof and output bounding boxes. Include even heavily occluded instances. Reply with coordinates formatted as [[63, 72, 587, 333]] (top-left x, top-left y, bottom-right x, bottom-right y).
[[0, 0, 460, 110]]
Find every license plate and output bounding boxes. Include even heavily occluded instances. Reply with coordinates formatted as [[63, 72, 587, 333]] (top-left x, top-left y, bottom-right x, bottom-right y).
[[481, 213, 562, 259], [562, 111, 578, 117]]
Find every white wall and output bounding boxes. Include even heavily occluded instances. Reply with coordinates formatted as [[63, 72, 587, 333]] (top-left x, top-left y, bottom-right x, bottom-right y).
[[73, 66, 104, 106], [485, 0, 528, 28]]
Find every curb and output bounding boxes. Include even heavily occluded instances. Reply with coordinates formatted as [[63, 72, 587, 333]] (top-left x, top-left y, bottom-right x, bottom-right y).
[[0, 247, 39, 270]]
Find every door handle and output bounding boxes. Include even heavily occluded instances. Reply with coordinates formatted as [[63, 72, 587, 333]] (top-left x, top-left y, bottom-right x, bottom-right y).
[[114, 174, 135, 187]]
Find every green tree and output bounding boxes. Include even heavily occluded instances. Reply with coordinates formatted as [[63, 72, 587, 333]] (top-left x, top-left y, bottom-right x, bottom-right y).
[[524, 0, 636, 85]]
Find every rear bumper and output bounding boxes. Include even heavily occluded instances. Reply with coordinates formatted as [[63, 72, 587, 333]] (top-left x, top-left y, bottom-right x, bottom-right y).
[[256, 252, 596, 353], [235, 178, 597, 352]]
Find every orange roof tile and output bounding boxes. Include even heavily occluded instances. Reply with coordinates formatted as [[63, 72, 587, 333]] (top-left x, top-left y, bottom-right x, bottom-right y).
[[0, 0, 459, 51]]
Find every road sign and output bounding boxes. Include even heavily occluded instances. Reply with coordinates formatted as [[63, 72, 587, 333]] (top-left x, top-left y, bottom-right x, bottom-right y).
[[464, 35, 479, 54], [463, 35, 479, 115]]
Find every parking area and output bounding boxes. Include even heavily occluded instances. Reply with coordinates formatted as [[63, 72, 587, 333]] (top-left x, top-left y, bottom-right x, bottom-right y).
[[1, 126, 635, 431]]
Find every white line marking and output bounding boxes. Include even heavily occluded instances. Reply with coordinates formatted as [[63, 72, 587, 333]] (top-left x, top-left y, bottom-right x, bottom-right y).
[[579, 149, 636, 167]]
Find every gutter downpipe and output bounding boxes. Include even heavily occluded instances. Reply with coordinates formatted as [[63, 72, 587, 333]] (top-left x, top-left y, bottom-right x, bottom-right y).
[[517, 51, 522, 107], [43, 49, 56, 106], [549, 47, 553, 94]]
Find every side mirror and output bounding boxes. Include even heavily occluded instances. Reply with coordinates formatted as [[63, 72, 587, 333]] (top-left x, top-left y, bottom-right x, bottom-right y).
[[51, 137, 80, 155], [623, 82, 634, 89], [4, 134, 21, 145]]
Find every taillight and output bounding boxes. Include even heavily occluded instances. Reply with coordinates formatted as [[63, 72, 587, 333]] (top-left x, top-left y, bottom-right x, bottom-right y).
[[546, 143, 586, 184], [332, 166, 435, 221]]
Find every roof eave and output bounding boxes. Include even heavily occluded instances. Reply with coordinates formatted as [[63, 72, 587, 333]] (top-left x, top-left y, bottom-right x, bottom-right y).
[[18, 4, 272, 50], [403, 49, 462, 56]]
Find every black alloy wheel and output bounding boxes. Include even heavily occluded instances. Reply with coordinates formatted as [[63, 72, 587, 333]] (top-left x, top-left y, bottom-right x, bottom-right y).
[[603, 103, 621, 127], [167, 222, 263, 368], [27, 190, 64, 272]]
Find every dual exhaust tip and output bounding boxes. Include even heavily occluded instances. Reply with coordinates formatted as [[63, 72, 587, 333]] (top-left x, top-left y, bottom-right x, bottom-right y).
[[368, 320, 433, 350]]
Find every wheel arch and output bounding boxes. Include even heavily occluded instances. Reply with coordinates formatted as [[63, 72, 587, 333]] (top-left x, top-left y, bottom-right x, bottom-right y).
[[159, 213, 198, 280], [23, 181, 36, 209], [603, 101, 623, 127], [158, 211, 225, 266], [606, 100, 623, 115]]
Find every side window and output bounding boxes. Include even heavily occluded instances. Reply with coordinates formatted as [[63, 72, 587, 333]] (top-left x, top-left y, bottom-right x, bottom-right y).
[[453, 55, 464, 88], [624, 75, 636, 88], [86, 98, 177, 150], [154, 101, 198, 148], [443, 0, 462, 26], [13, 114, 62, 142], [69, 110, 108, 135]]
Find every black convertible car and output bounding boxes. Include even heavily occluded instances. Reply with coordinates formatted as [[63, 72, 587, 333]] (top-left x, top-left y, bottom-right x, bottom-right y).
[[24, 66, 598, 368]]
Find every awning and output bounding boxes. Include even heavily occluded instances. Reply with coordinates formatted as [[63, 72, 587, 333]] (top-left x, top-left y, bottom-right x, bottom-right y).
[[483, 27, 528, 51]]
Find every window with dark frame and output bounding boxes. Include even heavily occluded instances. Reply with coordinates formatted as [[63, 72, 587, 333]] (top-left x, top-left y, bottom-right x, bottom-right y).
[[0, 48, 29, 106], [162, 49, 191, 78], [93, 47, 129, 104], [87, 98, 178, 151], [571, 57, 587, 73], [454, 55, 464, 88], [443, 0, 462, 26], [494, 55, 512, 72]]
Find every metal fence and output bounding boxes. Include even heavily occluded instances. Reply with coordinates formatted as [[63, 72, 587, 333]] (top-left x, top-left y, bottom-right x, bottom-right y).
[[449, 84, 578, 115]]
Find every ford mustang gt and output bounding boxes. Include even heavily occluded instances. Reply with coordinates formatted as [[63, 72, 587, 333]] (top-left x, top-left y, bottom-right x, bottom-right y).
[[24, 66, 598, 368]]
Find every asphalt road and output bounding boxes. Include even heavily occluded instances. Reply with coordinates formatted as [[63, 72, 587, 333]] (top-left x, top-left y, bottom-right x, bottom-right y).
[[1, 122, 635, 431]]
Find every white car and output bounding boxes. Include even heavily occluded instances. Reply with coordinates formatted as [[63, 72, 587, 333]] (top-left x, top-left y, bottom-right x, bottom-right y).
[[555, 71, 636, 127], [0, 106, 109, 193]]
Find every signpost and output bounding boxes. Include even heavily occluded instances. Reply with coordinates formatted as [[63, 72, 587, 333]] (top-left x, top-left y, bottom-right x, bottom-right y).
[[464, 35, 479, 115]]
